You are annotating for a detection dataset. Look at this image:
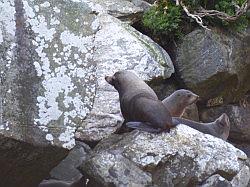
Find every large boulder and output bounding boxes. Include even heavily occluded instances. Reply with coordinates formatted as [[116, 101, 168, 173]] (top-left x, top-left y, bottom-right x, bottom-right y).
[[200, 105, 250, 142], [79, 125, 249, 187], [175, 28, 250, 104], [0, 0, 98, 186], [75, 13, 174, 143]]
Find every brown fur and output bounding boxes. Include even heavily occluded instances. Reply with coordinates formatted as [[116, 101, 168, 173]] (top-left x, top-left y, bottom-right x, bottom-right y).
[[162, 89, 199, 117], [172, 113, 230, 140], [105, 70, 176, 132]]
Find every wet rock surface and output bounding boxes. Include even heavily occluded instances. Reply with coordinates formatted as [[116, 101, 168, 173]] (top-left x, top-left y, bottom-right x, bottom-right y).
[[79, 125, 249, 187]]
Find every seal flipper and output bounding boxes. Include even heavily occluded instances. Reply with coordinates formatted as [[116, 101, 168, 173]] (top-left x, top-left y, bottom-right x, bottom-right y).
[[125, 122, 163, 133]]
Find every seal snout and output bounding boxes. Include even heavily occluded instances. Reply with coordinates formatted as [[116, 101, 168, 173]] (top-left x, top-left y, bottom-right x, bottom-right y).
[[105, 75, 114, 85]]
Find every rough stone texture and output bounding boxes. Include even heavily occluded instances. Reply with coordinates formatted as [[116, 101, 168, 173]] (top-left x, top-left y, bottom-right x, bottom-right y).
[[0, 135, 68, 187], [76, 13, 174, 143], [79, 125, 248, 187], [201, 174, 232, 187], [200, 105, 250, 142], [0, 0, 98, 186], [149, 78, 177, 100], [233, 143, 250, 157], [80, 0, 143, 23], [247, 159, 250, 187], [231, 165, 250, 187], [129, 0, 151, 11], [201, 166, 250, 187], [50, 141, 90, 181], [175, 29, 250, 104]]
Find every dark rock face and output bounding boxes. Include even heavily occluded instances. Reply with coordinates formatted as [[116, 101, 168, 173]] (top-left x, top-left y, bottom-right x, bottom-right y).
[[200, 105, 250, 142], [175, 29, 250, 104], [0, 135, 67, 187], [50, 141, 90, 182]]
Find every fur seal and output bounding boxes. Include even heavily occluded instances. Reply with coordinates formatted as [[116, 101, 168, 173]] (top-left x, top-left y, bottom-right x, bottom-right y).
[[38, 176, 85, 187], [162, 89, 199, 117], [105, 70, 176, 132], [127, 113, 230, 140], [172, 113, 230, 140]]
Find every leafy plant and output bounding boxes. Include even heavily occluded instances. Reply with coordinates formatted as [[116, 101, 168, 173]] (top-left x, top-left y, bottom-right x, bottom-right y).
[[143, 0, 182, 37], [142, 0, 249, 36]]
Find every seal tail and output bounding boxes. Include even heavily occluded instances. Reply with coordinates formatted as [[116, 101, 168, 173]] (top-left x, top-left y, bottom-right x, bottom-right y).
[[125, 122, 163, 133], [172, 117, 210, 134]]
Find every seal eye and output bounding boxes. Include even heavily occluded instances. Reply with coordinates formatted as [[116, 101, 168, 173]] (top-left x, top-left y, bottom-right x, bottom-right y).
[[187, 94, 191, 98]]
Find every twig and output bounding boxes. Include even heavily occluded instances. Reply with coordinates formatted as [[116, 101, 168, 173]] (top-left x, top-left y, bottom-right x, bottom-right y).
[[180, 1, 210, 30]]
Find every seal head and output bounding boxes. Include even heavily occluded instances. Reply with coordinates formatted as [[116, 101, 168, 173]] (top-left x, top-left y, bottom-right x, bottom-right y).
[[162, 89, 199, 117]]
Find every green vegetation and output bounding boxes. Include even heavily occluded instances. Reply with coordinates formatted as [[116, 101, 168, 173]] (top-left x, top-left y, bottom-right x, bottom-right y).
[[143, 1, 182, 36], [142, 0, 249, 36]]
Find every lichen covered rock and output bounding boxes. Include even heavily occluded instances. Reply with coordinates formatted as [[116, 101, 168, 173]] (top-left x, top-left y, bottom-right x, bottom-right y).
[[0, 0, 98, 186], [76, 14, 174, 143], [79, 125, 249, 187]]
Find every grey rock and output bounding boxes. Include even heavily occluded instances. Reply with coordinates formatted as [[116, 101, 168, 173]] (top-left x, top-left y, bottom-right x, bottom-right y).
[[50, 141, 90, 181], [130, 0, 151, 11], [231, 165, 250, 187], [201, 174, 232, 187], [200, 105, 250, 142], [202, 167, 250, 187], [232, 143, 250, 157], [0, 0, 98, 186], [150, 78, 178, 100], [0, 135, 68, 187], [81, 0, 144, 23], [247, 159, 250, 187], [76, 14, 174, 143], [79, 125, 248, 187], [176, 29, 250, 104], [200, 168, 250, 187], [83, 150, 152, 187]]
